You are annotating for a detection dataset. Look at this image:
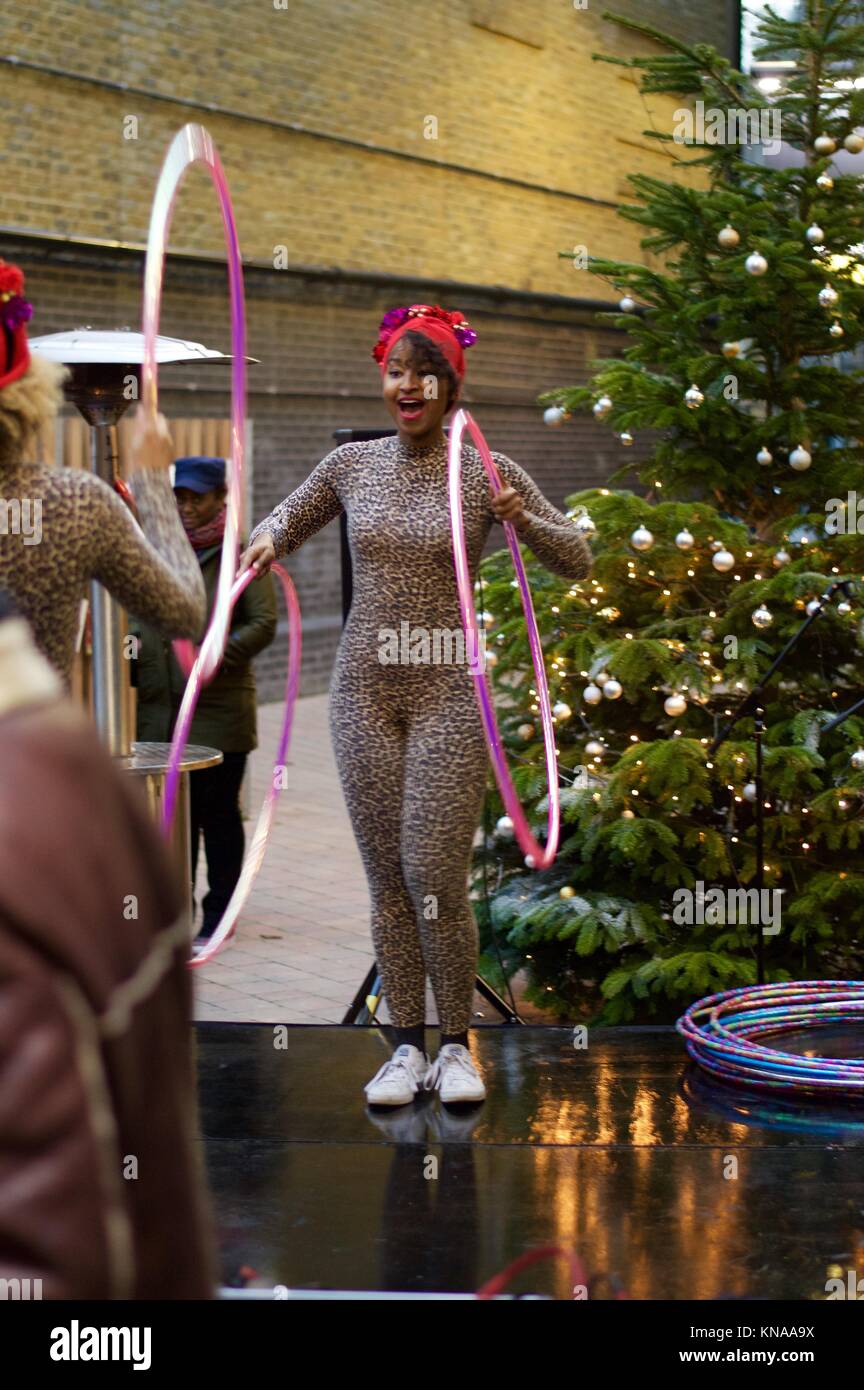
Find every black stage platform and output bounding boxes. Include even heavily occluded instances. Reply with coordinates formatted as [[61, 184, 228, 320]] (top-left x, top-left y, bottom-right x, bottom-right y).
[[197, 1024, 864, 1300]]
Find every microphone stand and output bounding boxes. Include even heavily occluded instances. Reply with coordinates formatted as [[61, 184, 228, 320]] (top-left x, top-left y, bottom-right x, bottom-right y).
[[709, 578, 854, 985]]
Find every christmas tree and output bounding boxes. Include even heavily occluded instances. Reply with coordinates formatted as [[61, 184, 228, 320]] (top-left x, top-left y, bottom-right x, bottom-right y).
[[475, 0, 864, 1022]]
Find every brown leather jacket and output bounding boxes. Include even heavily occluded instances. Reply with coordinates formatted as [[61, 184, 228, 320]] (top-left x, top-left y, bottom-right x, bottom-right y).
[[0, 617, 216, 1299]]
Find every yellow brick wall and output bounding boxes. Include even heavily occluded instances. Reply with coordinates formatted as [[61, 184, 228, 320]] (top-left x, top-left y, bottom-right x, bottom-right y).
[[2, 0, 728, 298]]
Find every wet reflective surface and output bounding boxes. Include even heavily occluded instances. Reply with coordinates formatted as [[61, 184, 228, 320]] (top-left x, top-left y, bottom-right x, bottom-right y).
[[198, 1024, 864, 1299]]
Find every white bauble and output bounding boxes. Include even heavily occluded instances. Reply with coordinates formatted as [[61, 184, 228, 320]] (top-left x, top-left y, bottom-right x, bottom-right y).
[[619, 296, 636, 312], [773, 549, 791, 567], [743, 782, 757, 802], [829, 321, 844, 338], [712, 548, 735, 572], [684, 383, 705, 410], [816, 173, 834, 191], [585, 740, 605, 757], [745, 252, 768, 276], [495, 815, 515, 838], [789, 446, 812, 471], [619, 431, 634, 446], [819, 284, 839, 308], [806, 598, 822, 616], [664, 693, 687, 717], [851, 748, 864, 770], [844, 132, 864, 154], [752, 605, 774, 629], [675, 528, 695, 550], [814, 134, 837, 155], [805, 223, 825, 245], [517, 723, 535, 739], [592, 394, 613, 418], [544, 406, 567, 427], [552, 701, 572, 721], [582, 684, 603, 706], [603, 679, 623, 700], [630, 525, 654, 551], [621, 808, 635, 820], [717, 224, 740, 248], [575, 513, 597, 536], [757, 447, 773, 466], [837, 600, 852, 615]]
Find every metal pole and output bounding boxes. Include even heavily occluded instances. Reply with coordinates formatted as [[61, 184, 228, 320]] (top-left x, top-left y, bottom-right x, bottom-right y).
[[89, 422, 132, 755]]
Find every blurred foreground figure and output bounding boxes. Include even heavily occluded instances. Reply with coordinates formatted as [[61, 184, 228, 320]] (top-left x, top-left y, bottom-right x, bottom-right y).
[[0, 596, 216, 1298]]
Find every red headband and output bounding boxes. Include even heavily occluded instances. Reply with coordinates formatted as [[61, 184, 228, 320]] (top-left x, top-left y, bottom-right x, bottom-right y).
[[372, 303, 477, 381], [0, 260, 32, 393]]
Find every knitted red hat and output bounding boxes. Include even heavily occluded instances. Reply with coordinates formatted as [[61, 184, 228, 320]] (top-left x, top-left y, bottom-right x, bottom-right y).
[[0, 260, 33, 392], [372, 303, 477, 380]]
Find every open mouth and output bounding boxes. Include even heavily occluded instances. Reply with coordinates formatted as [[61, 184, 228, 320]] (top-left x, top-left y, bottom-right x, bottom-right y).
[[397, 398, 426, 420]]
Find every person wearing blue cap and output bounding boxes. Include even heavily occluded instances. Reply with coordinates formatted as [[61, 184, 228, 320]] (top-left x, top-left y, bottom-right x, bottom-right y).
[[134, 457, 277, 944]]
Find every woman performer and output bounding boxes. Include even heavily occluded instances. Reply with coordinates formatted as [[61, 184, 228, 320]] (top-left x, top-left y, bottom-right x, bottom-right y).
[[0, 259, 205, 684], [240, 304, 592, 1107]]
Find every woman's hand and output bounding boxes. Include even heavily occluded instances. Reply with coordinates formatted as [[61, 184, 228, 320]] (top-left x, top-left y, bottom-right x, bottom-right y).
[[490, 485, 528, 530], [238, 533, 276, 578], [127, 407, 174, 473]]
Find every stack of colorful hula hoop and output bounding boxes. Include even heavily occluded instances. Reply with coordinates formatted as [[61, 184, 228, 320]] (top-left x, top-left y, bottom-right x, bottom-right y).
[[676, 982, 864, 1099]]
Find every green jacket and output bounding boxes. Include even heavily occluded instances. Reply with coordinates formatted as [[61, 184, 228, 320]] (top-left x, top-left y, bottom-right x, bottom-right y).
[[133, 543, 277, 753]]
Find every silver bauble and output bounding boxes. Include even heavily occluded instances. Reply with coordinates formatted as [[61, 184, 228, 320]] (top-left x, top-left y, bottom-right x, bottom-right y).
[[630, 525, 654, 552], [851, 748, 864, 770], [585, 740, 605, 757], [844, 132, 864, 154], [712, 548, 735, 572], [805, 223, 825, 244], [495, 815, 515, 838], [816, 173, 834, 191], [745, 252, 768, 276], [552, 701, 572, 721], [717, 224, 740, 248], [675, 528, 695, 550], [722, 341, 741, 358], [543, 406, 567, 427], [819, 284, 839, 308], [773, 549, 791, 567], [602, 679, 623, 701], [582, 684, 603, 706], [619, 431, 634, 446], [814, 134, 837, 155], [684, 383, 704, 410], [757, 447, 773, 466], [837, 600, 852, 615], [619, 296, 636, 312], [789, 445, 812, 471], [592, 394, 613, 418], [752, 605, 774, 629], [829, 321, 844, 338], [743, 782, 757, 802], [575, 513, 597, 536], [664, 693, 687, 717]]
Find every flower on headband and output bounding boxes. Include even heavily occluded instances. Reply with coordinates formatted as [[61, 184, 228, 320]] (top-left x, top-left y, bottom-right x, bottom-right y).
[[0, 260, 32, 332], [371, 302, 477, 362]]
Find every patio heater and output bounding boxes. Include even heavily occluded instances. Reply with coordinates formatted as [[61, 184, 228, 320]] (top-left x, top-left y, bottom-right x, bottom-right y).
[[30, 328, 250, 925]]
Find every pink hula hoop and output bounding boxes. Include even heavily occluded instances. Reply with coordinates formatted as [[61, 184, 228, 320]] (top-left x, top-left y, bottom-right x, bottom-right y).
[[448, 408, 560, 870], [140, 123, 302, 962]]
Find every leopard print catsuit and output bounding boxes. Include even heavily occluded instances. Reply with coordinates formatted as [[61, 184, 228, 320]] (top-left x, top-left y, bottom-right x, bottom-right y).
[[251, 435, 592, 1032]]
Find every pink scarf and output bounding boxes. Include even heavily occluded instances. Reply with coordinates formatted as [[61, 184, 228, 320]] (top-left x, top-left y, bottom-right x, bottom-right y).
[[182, 505, 227, 553]]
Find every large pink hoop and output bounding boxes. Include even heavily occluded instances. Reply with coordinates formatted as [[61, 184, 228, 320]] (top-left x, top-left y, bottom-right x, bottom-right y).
[[139, 123, 302, 960], [448, 409, 560, 869]]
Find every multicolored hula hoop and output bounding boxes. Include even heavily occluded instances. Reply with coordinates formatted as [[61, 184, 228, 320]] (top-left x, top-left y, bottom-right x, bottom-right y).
[[677, 982, 864, 1099], [140, 123, 302, 966], [448, 408, 560, 870]]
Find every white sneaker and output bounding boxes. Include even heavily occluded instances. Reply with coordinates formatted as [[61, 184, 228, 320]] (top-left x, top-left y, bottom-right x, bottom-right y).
[[364, 1045, 429, 1107], [424, 1044, 486, 1104]]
